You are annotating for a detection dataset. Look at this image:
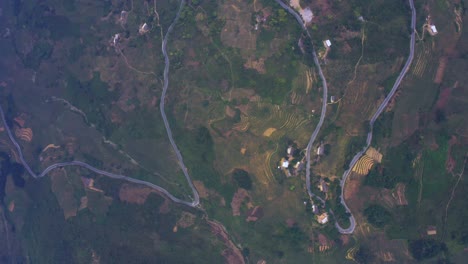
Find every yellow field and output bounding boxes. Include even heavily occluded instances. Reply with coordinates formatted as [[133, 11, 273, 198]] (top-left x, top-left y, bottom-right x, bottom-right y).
[[262, 127, 277, 137], [366, 147, 383, 163], [352, 155, 374, 175]]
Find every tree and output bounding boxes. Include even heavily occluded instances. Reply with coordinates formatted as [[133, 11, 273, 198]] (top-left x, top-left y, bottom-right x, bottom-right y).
[[363, 204, 392, 228], [354, 246, 374, 264], [408, 239, 446, 261], [232, 169, 253, 190]]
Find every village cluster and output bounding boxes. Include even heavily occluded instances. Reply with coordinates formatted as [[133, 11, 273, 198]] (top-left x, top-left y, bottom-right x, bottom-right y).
[[277, 143, 330, 225]]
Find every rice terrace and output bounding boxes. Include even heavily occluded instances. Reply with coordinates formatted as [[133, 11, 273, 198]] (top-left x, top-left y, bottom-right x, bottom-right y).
[[0, 0, 466, 263]]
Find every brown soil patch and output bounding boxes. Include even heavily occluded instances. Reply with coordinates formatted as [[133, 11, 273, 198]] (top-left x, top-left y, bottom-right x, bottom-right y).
[[246, 206, 263, 222], [208, 220, 245, 264], [220, 0, 256, 51], [194, 180, 226, 206], [231, 188, 250, 216], [341, 41, 352, 54], [194, 180, 209, 198], [446, 136, 458, 173], [386, 89, 402, 112], [225, 106, 236, 118], [341, 235, 350, 245], [344, 172, 361, 202], [13, 115, 26, 128], [8, 201, 14, 212], [394, 183, 408, 205], [78, 196, 88, 210], [185, 60, 200, 67], [317, 233, 333, 252], [435, 86, 451, 109], [176, 212, 196, 228], [309, 0, 333, 23], [119, 184, 153, 204], [434, 56, 448, 84], [244, 57, 266, 74], [158, 198, 171, 214]]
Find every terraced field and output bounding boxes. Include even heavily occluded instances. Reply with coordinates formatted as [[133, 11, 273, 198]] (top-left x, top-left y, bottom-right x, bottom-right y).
[[352, 155, 375, 175], [411, 42, 433, 78], [233, 102, 311, 139]]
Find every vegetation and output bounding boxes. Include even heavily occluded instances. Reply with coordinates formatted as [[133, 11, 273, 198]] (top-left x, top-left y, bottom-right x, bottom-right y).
[[408, 239, 447, 261], [327, 180, 351, 227], [343, 136, 367, 170], [232, 169, 253, 190], [364, 204, 392, 228], [364, 143, 413, 189], [354, 246, 374, 264], [23, 41, 53, 70], [65, 72, 117, 137], [21, 178, 224, 263], [372, 111, 394, 142]]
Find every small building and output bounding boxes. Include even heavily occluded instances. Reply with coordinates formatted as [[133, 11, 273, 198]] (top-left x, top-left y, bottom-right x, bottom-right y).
[[317, 146, 324, 156], [427, 226, 437, 236], [281, 160, 290, 168], [318, 178, 329, 193], [330, 96, 336, 103], [112, 33, 120, 46], [323, 39, 332, 48], [294, 161, 301, 169], [311, 204, 319, 214], [430, 25, 438, 35], [287, 146, 293, 155], [139, 23, 150, 34], [317, 212, 329, 224]]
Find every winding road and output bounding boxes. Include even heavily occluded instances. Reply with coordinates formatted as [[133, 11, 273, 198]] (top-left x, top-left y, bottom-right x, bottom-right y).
[[0, 0, 199, 208], [276, 0, 416, 234], [1, 0, 416, 236], [274, 0, 328, 205]]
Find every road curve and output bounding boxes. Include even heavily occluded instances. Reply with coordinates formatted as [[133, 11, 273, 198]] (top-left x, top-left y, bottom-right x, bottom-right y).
[[159, 0, 200, 206], [336, 0, 416, 234], [276, 0, 417, 234], [274, 0, 328, 205], [0, 0, 199, 208]]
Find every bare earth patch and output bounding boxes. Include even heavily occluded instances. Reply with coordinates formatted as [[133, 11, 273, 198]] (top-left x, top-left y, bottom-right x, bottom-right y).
[[244, 57, 266, 74], [434, 56, 448, 84], [176, 212, 196, 228], [231, 188, 250, 216], [194, 180, 226, 206], [194, 180, 209, 198], [208, 220, 245, 264], [394, 183, 408, 205], [225, 106, 236, 118], [220, 0, 256, 51], [119, 183, 153, 204]]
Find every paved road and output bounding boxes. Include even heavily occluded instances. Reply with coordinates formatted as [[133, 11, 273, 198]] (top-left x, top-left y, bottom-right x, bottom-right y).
[[276, 0, 416, 234], [0, 0, 199, 208], [336, 0, 416, 234], [274, 0, 328, 205], [159, 0, 200, 206]]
